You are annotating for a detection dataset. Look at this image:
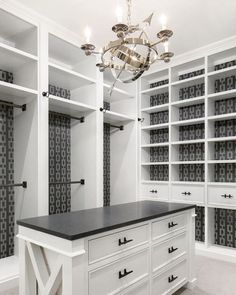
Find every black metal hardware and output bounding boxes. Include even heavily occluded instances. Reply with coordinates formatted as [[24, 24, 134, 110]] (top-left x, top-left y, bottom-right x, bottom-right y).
[[138, 117, 144, 122], [109, 124, 124, 131], [118, 237, 134, 246], [49, 111, 84, 123], [49, 179, 85, 185], [168, 221, 178, 228], [168, 246, 178, 254], [119, 268, 133, 279], [168, 275, 178, 283], [221, 194, 233, 199], [0, 181, 27, 189], [182, 192, 191, 196], [100, 107, 108, 112], [150, 190, 158, 193], [0, 100, 26, 111]]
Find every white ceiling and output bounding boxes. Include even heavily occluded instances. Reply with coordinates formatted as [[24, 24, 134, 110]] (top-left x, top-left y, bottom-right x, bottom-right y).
[[19, 0, 236, 56]]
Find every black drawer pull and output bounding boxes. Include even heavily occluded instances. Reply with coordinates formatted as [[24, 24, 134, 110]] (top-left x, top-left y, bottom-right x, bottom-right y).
[[118, 237, 134, 246], [182, 192, 191, 196], [168, 221, 178, 228], [150, 190, 158, 193], [119, 268, 133, 279], [168, 246, 178, 254], [168, 275, 178, 283], [221, 194, 234, 199]]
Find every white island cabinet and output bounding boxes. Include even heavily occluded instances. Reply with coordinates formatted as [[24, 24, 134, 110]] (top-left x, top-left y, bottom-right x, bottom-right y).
[[17, 201, 196, 295]]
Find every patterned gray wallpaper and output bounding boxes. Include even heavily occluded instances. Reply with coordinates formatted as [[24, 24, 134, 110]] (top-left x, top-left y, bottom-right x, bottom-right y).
[[150, 165, 169, 181], [150, 92, 169, 107], [195, 206, 205, 242], [179, 164, 204, 182], [179, 143, 204, 161], [49, 112, 71, 215], [150, 128, 169, 144], [179, 103, 204, 121], [0, 103, 14, 259], [179, 123, 205, 141], [150, 111, 169, 125], [150, 146, 169, 162]]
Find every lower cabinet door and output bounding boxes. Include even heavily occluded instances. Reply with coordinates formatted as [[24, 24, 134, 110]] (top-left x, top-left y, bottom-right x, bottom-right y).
[[89, 249, 149, 295], [152, 233, 187, 272], [152, 260, 187, 295]]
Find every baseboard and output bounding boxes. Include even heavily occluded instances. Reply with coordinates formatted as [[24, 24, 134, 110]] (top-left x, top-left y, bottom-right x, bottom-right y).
[[186, 278, 197, 290], [0, 276, 18, 293], [196, 244, 236, 264]]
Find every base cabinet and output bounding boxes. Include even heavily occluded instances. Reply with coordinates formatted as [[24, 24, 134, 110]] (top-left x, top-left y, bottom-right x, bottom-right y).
[[18, 208, 195, 295]]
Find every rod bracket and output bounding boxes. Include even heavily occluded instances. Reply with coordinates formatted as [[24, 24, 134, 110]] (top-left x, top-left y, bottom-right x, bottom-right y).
[[22, 181, 27, 188], [100, 107, 108, 113], [138, 117, 144, 122], [42, 91, 49, 97], [80, 179, 85, 185]]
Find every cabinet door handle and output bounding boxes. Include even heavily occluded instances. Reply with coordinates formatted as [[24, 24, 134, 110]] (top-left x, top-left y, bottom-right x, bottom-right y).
[[168, 246, 178, 254], [168, 275, 178, 283], [150, 190, 158, 193], [119, 268, 133, 279], [221, 194, 233, 199], [221, 194, 227, 198], [168, 222, 178, 228], [229, 194, 233, 199], [118, 237, 134, 246], [182, 192, 191, 196]]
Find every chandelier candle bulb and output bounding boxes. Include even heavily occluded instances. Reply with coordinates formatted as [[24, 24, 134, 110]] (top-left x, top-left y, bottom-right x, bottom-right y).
[[84, 26, 91, 44], [116, 5, 123, 23], [164, 41, 169, 53], [160, 14, 167, 30]]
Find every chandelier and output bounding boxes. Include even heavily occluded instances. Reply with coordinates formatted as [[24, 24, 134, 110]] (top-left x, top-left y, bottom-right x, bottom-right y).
[[81, 0, 174, 85]]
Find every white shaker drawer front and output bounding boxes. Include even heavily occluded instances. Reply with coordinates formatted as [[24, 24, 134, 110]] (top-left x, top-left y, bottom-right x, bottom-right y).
[[89, 250, 149, 295], [171, 184, 204, 204], [152, 213, 187, 241], [152, 260, 187, 295], [152, 233, 187, 272], [89, 225, 148, 263], [141, 184, 169, 201], [120, 280, 149, 295], [208, 186, 236, 207]]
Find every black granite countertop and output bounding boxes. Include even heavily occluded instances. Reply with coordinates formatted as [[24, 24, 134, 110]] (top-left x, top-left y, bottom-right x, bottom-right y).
[[17, 201, 195, 241]]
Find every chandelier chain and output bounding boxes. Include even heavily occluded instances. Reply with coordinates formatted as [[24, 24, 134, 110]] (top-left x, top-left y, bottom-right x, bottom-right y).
[[127, 0, 132, 25]]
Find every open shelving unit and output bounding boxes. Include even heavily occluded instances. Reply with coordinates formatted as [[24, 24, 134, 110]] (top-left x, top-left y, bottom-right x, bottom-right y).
[[139, 43, 236, 260]]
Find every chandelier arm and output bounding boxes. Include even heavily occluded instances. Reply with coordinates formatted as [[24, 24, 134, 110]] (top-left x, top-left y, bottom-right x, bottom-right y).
[[151, 37, 169, 48]]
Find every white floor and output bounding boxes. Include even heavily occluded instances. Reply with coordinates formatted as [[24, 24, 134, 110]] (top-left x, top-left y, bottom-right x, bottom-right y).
[[2, 255, 236, 295]]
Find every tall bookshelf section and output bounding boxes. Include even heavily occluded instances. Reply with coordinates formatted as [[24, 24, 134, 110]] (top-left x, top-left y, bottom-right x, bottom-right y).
[[139, 44, 236, 256]]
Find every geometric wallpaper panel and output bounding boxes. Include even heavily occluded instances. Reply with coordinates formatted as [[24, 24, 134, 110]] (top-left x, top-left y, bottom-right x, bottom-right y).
[[0, 103, 14, 259], [150, 79, 169, 89], [49, 112, 71, 215], [150, 92, 169, 107], [179, 124, 205, 141], [214, 60, 236, 71], [179, 83, 205, 100], [179, 103, 204, 121], [215, 141, 236, 160], [150, 128, 169, 144], [195, 206, 205, 242], [215, 208, 236, 248], [179, 143, 205, 161], [150, 165, 169, 181], [103, 123, 110, 207], [179, 164, 205, 182], [179, 69, 204, 81], [215, 97, 236, 115], [214, 163, 236, 182], [215, 75, 236, 93], [215, 119, 236, 138], [150, 146, 169, 162], [150, 111, 168, 125]]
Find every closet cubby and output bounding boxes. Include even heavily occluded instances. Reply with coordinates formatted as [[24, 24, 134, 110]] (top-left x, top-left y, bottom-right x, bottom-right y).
[[171, 163, 205, 182], [207, 47, 236, 73], [171, 123, 205, 142], [140, 69, 169, 92], [171, 142, 205, 162]]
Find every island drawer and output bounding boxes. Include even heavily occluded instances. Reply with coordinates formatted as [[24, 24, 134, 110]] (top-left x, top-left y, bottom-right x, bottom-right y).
[[141, 184, 169, 201], [152, 260, 187, 295], [208, 185, 236, 207], [89, 249, 149, 295], [171, 184, 204, 204], [120, 280, 149, 295], [152, 232, 187, 272], [88, 224, 148, 263], [152, 213, 187, 241]]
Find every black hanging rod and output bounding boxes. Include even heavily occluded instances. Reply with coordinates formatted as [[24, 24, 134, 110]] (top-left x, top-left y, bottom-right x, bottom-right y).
[[110, 124, 124, 131], [0, 181, 27, 189], [42, 92, 84, 123], [0, 100, 26, 111], [49, 179, 85, 185]]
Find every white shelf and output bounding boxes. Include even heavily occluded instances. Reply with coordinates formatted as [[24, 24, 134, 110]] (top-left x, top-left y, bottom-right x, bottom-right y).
[[208, 182, 236, 187], [208, 136, 236, 142], [141, 162, 169, 166], [141, 103, 169, 113], [208, 65, 236, 77], [208, 160, 236, 164], [49, 62, 96, 90], [171, 96, 205, 107], [141, 143, 169, 148], [208, 112, 236, 122], [0, 41, 38, 62], [141, 84, 168, 95], [48, 95, 96, 117], [171, 181, 205, 186], [103, 83, 134, 101], [141, 180, 169, 184], [0, 81, 38, 104], [172, 139, 205, 145], [171, 75, 205, 86], [171, 117, 205, 127], [172, 161, 205, 165], [141, 123, 169, 130], [103, 110, 135, 124], [208, 89, 236, 101]]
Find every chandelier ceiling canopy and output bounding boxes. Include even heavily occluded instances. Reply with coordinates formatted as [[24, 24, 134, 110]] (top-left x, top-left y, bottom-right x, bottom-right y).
[[81, 0, 174, 87]]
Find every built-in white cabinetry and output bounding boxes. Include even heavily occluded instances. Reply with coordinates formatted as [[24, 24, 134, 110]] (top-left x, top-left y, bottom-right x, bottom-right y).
[[138, 40, 236, 260]]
